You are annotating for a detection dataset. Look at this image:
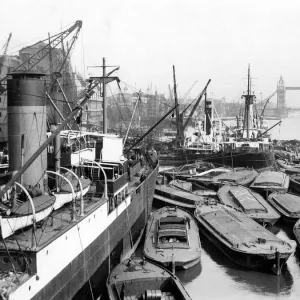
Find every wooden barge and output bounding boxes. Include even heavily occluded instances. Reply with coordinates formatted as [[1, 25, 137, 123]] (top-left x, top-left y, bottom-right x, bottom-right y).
[[144, 207, 201, 270], [212, 168, 258, 188], [217, 185, 280, 225], [194, 203, 296, 275], [250, 171, 290, 195], [268, 192, 300, 223], [107, 257, 192, 300], [276, 159, 300, 175], [154, 184, 210, 211], [289, 174, 300, 195]]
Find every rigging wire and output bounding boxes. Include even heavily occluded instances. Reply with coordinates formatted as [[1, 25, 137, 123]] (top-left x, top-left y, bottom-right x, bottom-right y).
[[3, 88, 82, 103], [107, 84, 127, 131], [5, 21, 76, 56], [116, 82, 133, 121], [81, 27, 86, 80], [121, 80, 173, 109]]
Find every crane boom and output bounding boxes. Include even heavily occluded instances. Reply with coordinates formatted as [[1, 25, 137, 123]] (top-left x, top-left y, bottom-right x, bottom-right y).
[[168, 84, 173, 101], [0, 21, 82, 94], [0, 33, 12, 78], [260, 91, 277, 118], [182, 79, 211, 131], [180, 81, 197, 104], [1, 33, 12, 55]]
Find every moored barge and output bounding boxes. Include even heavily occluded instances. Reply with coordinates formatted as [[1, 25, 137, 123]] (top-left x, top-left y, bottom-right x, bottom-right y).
[[268, 192, 300, 223], [194, 203, 296, 275], [217, 185, 280, 225], [144, 206, 201, 270], [107, 257, 192, 300]]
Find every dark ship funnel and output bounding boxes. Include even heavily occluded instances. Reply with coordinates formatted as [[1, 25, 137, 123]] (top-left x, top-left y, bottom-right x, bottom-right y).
[[205, 94, 212, 135], [7, 72, 47, 193]]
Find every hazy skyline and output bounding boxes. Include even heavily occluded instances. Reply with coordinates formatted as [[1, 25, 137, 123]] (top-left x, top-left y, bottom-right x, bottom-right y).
[[2, 0, 300, 106]]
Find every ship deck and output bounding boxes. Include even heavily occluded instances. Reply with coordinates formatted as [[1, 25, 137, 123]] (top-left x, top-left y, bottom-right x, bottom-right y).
[[0, 174, 142, 252]]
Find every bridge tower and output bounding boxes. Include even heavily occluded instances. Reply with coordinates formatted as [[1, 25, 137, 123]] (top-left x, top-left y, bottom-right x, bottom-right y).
[[277, 76, 286, 109]]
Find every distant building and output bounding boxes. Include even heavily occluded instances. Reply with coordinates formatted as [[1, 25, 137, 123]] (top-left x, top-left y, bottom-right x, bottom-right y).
[[0, 42, 79, 145], [19, 42, 77, 122], [106, 88, 167, 127]]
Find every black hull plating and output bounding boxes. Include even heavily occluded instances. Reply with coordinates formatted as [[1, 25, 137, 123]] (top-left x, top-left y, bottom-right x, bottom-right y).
[[31, 165, 158, 300], [214, 151, 275, 170], [159, 150, 274, 170]]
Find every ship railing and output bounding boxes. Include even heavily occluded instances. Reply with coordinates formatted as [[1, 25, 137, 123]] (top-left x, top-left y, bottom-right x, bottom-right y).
[[14, 182, 37, 249], [78, 159, 107, 198], [60, 167, 84, 217]]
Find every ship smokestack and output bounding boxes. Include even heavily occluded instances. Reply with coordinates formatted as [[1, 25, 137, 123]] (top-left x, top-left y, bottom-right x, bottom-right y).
[[205, 93, 212, 135], [7, 71, 47, 193]]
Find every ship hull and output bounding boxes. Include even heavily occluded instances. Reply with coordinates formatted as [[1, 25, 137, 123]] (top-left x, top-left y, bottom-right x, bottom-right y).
[[216, 151, 275, 170], [9, 165, 158, 300], [159, 150, 274, 170]]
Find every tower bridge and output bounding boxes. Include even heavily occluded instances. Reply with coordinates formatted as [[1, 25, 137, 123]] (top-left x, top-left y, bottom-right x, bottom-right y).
[[265, 76, 300, 118]]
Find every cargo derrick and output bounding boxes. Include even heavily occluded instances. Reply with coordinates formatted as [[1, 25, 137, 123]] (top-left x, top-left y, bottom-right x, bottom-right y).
[[0, 33, 12, 80], [0, 20, 82, 95]]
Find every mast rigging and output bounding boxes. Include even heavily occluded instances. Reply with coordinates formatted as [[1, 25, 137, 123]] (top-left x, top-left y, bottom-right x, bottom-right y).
[[0, 21, 82, 95]]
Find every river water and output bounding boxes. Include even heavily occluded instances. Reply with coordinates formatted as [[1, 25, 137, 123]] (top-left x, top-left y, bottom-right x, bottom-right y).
[[175, 115, 300, 300], [92, 115, 300, 300]]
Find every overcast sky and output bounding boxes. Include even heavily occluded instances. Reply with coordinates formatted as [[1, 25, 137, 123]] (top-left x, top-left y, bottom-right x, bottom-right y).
[[2, 0, 300, 106]]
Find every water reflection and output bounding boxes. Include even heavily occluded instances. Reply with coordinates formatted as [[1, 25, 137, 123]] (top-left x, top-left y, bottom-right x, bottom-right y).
[[203, 235, 293, 294], [181, 220, 300, 300]]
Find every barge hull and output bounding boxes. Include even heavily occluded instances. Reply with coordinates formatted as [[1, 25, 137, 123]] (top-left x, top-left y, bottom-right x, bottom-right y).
[[197, 218, 290, 273]]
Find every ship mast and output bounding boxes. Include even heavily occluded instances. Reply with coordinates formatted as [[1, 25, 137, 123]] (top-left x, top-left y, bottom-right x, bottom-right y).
[[242, 64, 255, 139], [173, 66, 181, 146], [103, 57, 107, 134]]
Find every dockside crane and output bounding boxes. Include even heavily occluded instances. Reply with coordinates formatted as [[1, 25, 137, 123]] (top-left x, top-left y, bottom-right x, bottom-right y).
[[0, 20, 82, 95], [0, 33, 12, 79], [181, 79, 211, 132], [180, 81, 198, 104], [259, 91, 277, 118]]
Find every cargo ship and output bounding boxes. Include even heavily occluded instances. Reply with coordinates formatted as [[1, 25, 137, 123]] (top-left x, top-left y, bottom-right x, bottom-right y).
[[0, 68, 158, 300], [206, 65, 276, 170], [159, 66, 276, 171]]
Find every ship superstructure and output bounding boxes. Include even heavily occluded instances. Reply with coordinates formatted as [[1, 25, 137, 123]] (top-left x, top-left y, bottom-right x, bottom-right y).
[[0, 59, 158, 300]]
